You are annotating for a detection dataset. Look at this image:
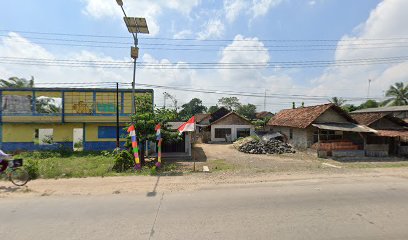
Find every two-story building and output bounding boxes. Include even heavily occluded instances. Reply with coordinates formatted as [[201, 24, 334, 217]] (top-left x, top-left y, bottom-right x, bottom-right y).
[[0, 87, 153, 151]]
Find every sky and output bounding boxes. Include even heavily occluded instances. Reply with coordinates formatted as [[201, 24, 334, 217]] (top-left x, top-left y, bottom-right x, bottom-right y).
[[1, 0, 408, 112]]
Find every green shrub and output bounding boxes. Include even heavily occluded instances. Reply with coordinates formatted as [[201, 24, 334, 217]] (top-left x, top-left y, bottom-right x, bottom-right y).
[[112, 150, 134, 172], [25, 159, 39, 179]]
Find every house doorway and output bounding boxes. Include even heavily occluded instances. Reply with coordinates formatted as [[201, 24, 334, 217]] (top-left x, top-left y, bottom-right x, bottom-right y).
[[73, 128, 84, 151]]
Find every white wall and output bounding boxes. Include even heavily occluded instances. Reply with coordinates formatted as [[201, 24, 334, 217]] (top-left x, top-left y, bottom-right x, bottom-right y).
[[211, 125, 255, 142]]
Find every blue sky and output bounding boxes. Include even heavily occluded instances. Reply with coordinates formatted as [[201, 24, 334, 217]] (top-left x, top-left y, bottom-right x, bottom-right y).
[[0, 0, 407, 111]]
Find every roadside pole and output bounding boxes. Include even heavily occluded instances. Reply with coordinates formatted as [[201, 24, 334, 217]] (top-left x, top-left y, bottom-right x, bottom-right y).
[[116, 82, 120, 148]]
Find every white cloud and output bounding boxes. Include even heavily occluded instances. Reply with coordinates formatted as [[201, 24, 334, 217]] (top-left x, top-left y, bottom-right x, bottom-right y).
[[173, 30, 193, 39], [224, 0, 248, 23], [310, 0, 408, 102], [197, 18, 225, 40], [81, 0, 201, 36], [250, 0, 283, 19]]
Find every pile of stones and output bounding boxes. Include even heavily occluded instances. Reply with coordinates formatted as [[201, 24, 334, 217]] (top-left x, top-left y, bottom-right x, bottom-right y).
[[234, 137, 296, 154]]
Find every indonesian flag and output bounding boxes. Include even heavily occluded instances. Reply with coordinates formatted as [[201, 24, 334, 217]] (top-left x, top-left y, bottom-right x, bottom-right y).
[[155, 124, 161, 140], [178, 116, 195, 135]]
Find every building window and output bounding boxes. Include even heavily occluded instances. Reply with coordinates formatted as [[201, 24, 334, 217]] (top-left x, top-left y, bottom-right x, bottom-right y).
[[98, 126, 127, 139], [34, 128, 54, 145], [215, 128, 231, 138], [313, 130, 342, 142], [289, 128, 293, 139], [237, 128, 250, 138]]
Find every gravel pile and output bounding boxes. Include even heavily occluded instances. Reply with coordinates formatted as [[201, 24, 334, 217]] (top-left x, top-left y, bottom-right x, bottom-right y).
[[234, 137, 296, 154]]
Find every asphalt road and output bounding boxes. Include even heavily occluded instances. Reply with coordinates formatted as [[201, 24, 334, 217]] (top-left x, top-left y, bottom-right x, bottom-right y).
[[1, 176, 408, 240]]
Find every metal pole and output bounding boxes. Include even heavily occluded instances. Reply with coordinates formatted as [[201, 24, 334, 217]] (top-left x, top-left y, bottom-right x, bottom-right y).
[[264, 89, 266, 111], [116, 82, 120, 148], [132, 56, 137, 114]]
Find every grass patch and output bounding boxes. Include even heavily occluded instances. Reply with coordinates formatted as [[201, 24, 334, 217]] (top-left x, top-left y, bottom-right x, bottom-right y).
[[208, 159, 234, 171], [15, 151, 182, 179]]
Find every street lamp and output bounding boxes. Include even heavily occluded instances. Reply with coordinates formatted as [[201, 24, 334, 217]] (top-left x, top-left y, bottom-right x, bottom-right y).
[[116, 0, 149, 115]]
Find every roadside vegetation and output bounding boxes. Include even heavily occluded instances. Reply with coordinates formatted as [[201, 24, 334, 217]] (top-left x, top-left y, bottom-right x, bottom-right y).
[[15, 151, 181, 179]]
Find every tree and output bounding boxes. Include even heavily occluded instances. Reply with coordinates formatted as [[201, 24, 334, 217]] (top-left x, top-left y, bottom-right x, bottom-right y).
[[382, 82, 408, 106], [329, 97, 347, 107], [179, 98, 207, 120], [342, 104, 358, 112], [218, 97, 241, 111], [207, 105, 219, 114], [0, 76, 34, 88], [237, 104, 257, 119], [358, 99, 379, 109]]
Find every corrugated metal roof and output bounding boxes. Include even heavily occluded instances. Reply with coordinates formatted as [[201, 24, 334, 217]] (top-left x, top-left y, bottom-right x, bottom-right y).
[[312, 123, 377, 133], [352, 106, 408, 113]]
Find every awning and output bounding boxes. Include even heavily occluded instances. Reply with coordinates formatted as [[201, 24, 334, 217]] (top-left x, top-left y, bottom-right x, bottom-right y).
[[375, 130, 408, 138], [312, 123, 377, 133]]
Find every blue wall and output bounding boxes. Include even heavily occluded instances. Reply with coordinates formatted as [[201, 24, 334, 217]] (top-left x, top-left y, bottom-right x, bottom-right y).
[[2, 142, 72, 152], [84, 141, 126, 151]]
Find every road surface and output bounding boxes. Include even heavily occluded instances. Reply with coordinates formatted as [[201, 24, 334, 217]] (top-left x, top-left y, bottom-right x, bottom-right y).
[[1, 175, 408, 240]]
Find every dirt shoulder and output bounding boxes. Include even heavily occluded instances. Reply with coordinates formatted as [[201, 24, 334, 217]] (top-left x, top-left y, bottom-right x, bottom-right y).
[[2, 167, 408, 199]]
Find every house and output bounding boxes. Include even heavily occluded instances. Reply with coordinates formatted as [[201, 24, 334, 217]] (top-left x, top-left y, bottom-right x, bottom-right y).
[[267, 103, 376, 156], [350, 112, 408, 156], [196, 107, 255, 142], [352, 106, 408, 123], [162, 122, 193, 160], [0, 87, 153, 151]]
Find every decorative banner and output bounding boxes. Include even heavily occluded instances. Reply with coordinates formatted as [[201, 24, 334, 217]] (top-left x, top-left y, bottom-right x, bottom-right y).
[[178, 116, 195, 135], [155, 124, 162, 168], [127, 125, 141, 170]]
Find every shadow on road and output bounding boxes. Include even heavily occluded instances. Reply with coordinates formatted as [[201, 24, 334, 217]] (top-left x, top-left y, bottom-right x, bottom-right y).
[[0, 186, 20, 193], [146, 176, 160, 197]]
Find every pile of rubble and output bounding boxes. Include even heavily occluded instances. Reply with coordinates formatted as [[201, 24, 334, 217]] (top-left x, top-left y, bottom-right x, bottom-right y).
[[234, 137, 296, 154]]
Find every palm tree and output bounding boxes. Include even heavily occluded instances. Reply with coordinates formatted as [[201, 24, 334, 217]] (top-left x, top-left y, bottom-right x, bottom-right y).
[[329, 97, 347, 107], [382, 82, 408, 106], [0, 76, 34, 88]]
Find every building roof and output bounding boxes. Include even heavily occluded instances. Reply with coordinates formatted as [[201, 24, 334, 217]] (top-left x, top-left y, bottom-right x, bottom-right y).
[[267, 103, 356, 128], [350, 112, 408, 127], [166, 122, 185, 130], [312, 123, 376, 133], [352, 105, 408, 113], [210, 111, 253, 126], [210, 107, 230, 123], [375, 130, 408, 138], [350, 112, 389, 126], [194, 113, 210, 123], [255, 111, 273, 119]]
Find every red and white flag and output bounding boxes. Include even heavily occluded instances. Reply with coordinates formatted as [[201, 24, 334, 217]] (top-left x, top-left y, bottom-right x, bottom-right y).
[[178, 116, 195, 135]]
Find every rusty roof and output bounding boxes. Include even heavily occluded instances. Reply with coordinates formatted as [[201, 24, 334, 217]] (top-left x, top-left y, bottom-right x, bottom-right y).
[[194, 113, 211, 123], [350, 112, 408, 127], [376, 130, 408, 138], [267, 103, 356, 128], [349, 112, 389, 126]]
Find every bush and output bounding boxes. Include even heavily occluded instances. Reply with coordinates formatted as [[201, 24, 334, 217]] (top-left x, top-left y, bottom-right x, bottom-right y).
[[25, 159, 40, 179], [112, 150, 134, 172]]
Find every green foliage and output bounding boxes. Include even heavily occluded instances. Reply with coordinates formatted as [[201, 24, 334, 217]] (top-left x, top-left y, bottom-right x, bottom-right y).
[[0, 76, 34, 88], [24, 159, 39, 179], [112, 150, 134, 172], [383, 82, 408, 106], [218, 97, 241, 111], [359, 99, 379, 109], [179, 98, 207, 120], [329, 97, 347, 107], [207, 105, 219, 113], [237, 103, 257, 119]]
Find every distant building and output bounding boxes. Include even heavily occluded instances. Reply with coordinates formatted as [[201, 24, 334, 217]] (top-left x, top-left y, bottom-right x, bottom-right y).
[[196, 107, 255, 142], [352, 106, 408, 123], [267, 103, 377, 157], [255, 111, 274, 119], [350, 112, 408, 156], [0, 87, 153, 151]]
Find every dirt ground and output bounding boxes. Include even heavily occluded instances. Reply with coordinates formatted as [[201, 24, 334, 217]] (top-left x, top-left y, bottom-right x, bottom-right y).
[[1, 143, 408, 199]]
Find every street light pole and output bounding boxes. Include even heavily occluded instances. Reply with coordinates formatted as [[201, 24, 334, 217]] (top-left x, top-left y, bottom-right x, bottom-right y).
[[116, 0, 149, 115]]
